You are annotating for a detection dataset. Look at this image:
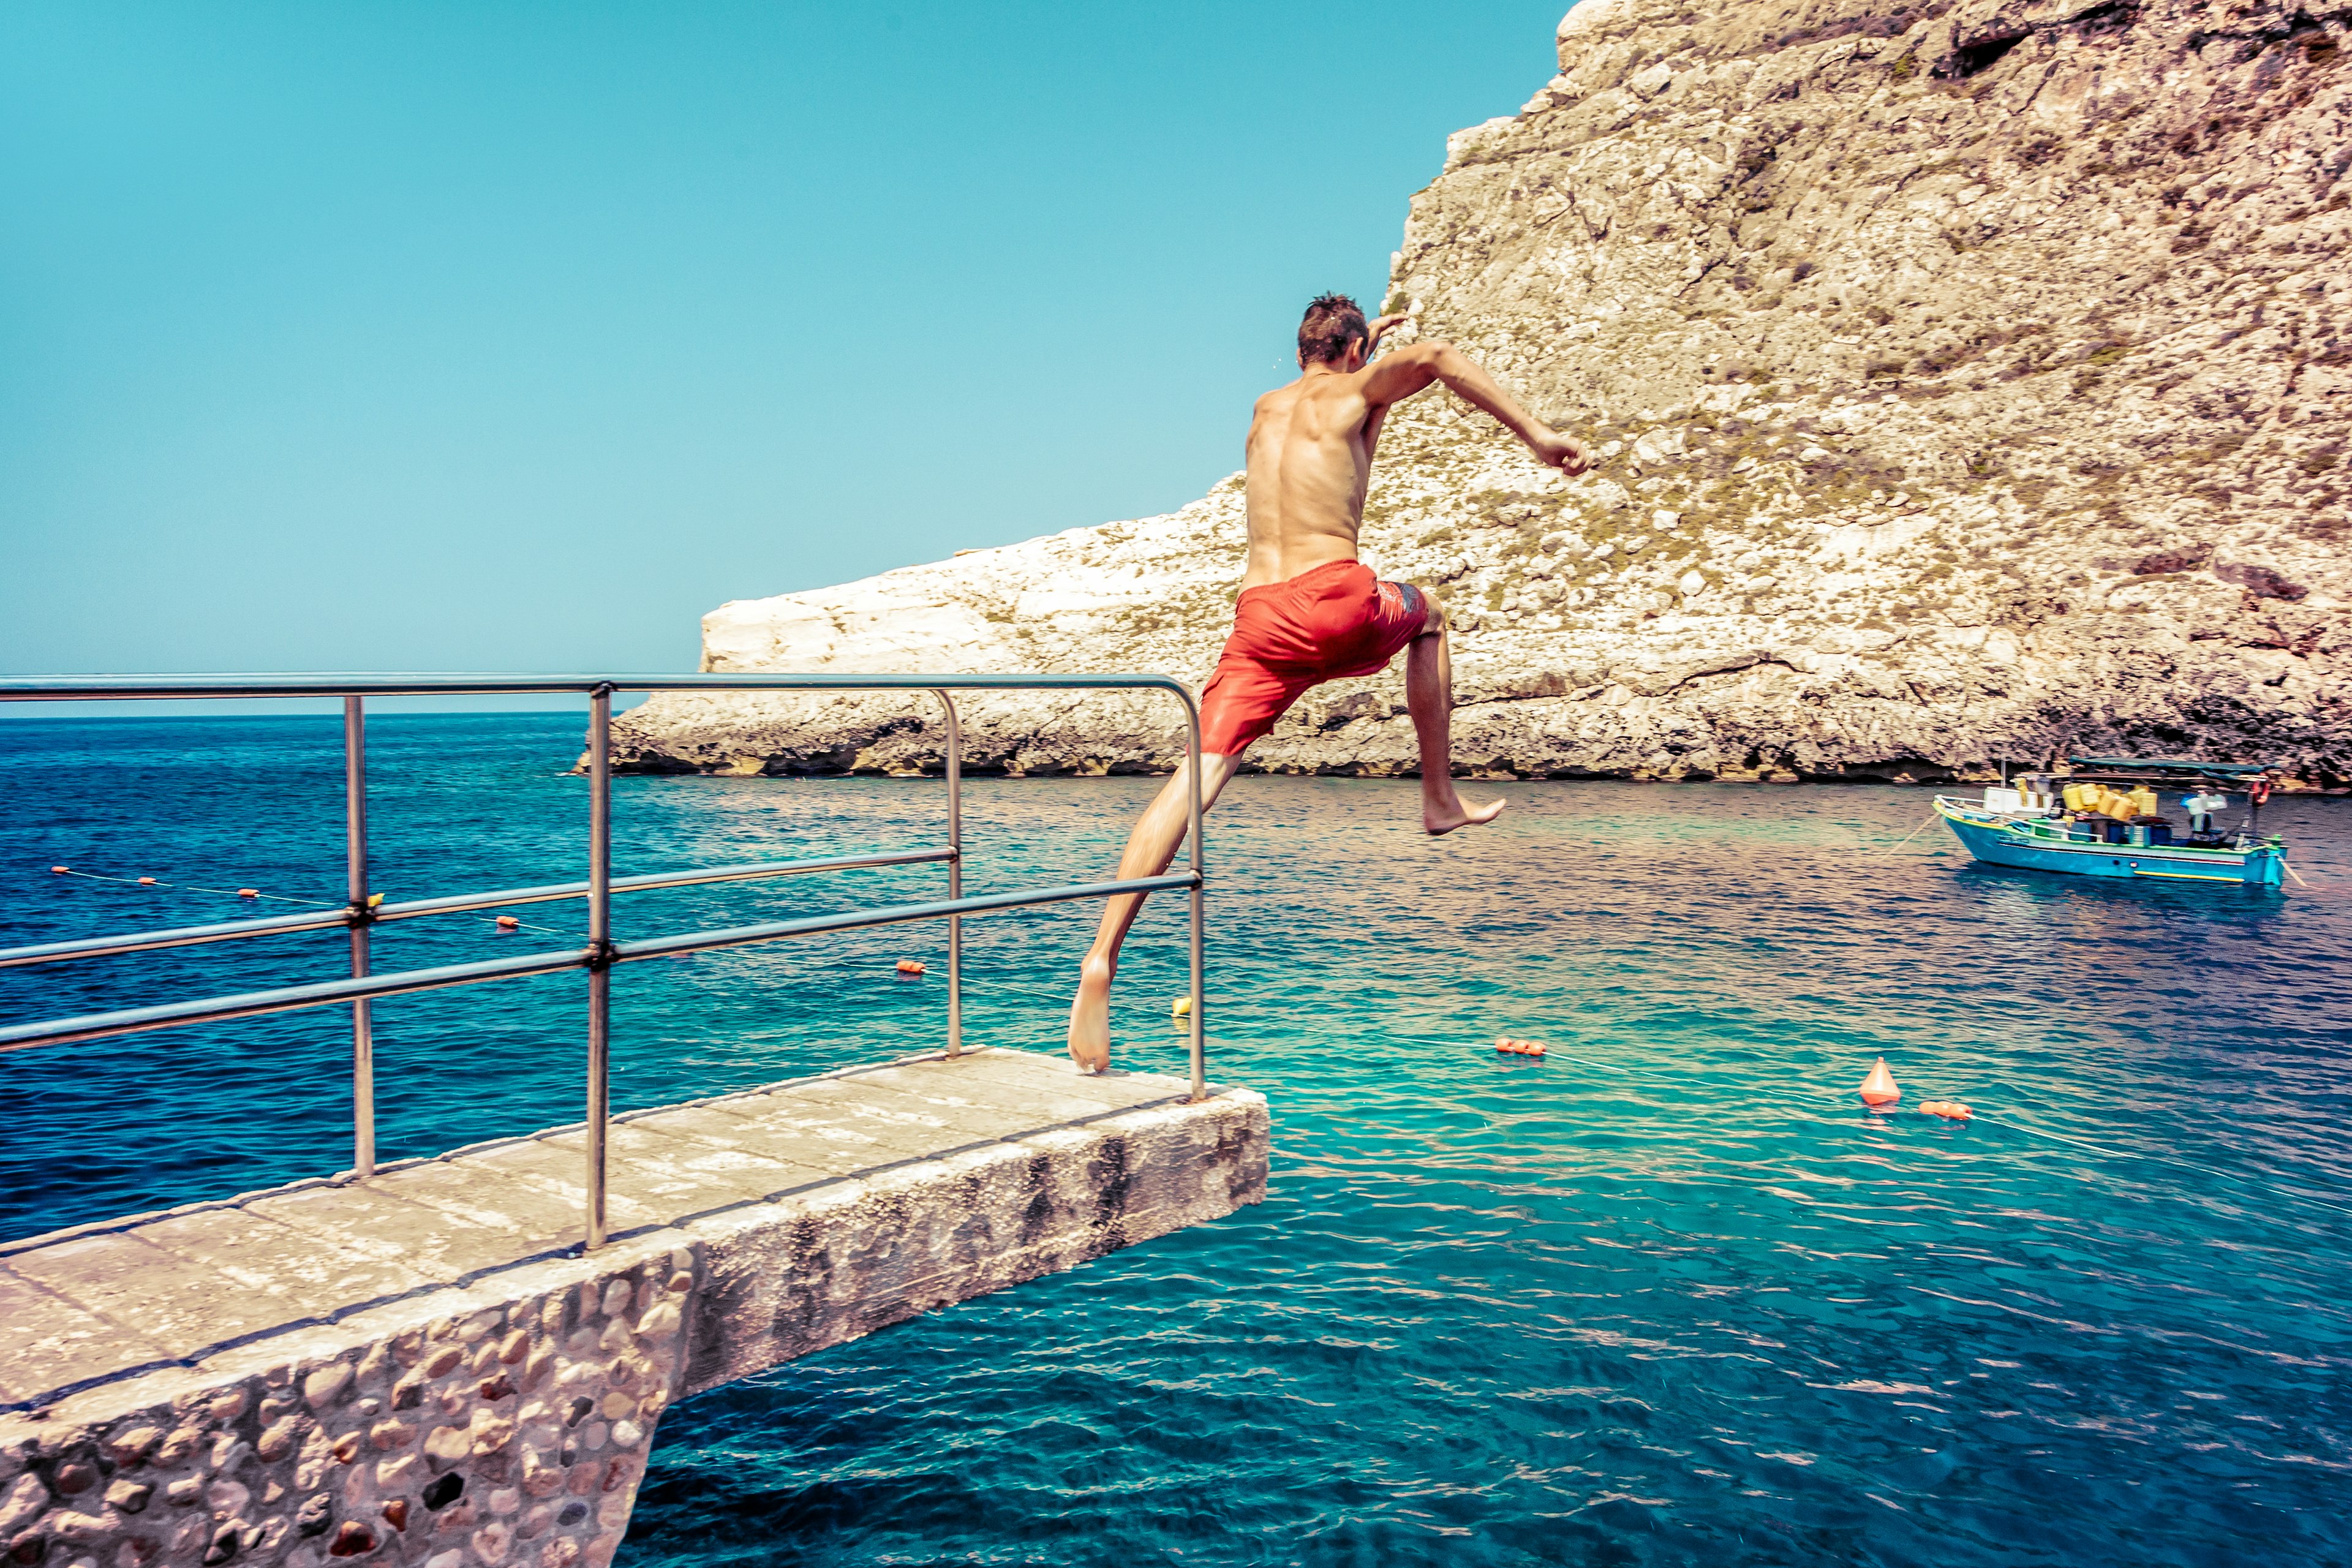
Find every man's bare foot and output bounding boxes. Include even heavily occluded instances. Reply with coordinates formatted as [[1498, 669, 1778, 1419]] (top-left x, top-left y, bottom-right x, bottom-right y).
[[1067, 956, 1114, 1072], [1424, 796, 1507, 836]]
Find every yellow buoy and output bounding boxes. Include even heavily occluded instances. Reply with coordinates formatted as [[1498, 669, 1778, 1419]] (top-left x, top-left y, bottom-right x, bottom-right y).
[[1171, 996, 1193, 1017]]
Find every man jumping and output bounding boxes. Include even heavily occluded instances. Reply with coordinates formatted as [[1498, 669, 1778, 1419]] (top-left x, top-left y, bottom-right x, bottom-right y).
[[1066, 293, 1589, 1072]]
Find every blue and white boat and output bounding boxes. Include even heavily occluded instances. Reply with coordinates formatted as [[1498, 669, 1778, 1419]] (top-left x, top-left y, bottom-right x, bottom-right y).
[[1933, 757, 2288, 888]]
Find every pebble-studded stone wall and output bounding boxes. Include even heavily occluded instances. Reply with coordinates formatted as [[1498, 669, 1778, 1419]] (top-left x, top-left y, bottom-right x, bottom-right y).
[[0, 1238, 692, 1568]]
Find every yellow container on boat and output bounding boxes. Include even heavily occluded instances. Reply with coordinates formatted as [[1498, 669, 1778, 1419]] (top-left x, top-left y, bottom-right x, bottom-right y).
[[2127, 785, 2159, 819], [2063, 782, 2097, 812]]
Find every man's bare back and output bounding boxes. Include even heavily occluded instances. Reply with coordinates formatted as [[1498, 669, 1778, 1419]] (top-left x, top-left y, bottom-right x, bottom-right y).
[[1063, 293, 1589, 1072], [1240, 312, 1587, 589]]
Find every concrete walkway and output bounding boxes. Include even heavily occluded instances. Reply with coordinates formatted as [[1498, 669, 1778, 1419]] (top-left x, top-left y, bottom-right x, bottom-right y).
[[0, 1047, 1265, 1568]]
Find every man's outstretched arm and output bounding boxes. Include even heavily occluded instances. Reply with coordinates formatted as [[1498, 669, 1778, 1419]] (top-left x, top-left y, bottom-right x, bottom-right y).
[[1363, 339, 1589, 473]]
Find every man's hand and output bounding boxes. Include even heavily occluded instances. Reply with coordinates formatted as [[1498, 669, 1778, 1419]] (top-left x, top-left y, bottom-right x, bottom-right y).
[[1364, 314, 1411, 355], [1531, 429, 1590, 476]]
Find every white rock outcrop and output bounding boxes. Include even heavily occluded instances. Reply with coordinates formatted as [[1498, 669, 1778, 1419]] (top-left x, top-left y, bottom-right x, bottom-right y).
[[613, 0, 2351, 786]]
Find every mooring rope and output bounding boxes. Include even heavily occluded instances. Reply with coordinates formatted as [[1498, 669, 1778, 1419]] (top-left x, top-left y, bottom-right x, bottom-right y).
[[1872, 810, 1942, 858], [1358, 1016, 2352, 1224], [48, 867, 338, 907], [40, 864, 576, 937], [937, 969, 2352, 1224]]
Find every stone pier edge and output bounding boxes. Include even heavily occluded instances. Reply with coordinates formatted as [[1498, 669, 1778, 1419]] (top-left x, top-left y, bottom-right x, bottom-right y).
[[0, 1083, 1268, 1568]]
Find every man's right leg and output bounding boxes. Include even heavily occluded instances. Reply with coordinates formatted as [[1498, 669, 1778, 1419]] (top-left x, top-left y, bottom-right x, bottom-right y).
[[1405, 596, 1506, 835], [1068, 750, 1244, 1071]]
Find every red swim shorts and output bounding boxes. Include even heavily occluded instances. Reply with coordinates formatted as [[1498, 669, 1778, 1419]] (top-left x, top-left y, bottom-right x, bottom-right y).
[[1198, 559, 1430, 756]]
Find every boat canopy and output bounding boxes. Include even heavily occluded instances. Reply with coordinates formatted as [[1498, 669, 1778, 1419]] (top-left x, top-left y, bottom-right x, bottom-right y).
[[2063, 755, 2275, 784]]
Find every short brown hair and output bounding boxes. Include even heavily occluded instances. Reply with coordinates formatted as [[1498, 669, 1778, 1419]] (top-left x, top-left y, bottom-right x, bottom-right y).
[[1298, 293, 1368, 365]]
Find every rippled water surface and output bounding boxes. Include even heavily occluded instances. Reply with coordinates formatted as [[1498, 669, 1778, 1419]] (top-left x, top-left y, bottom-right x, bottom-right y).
[[4, 715, 2350, 1567]]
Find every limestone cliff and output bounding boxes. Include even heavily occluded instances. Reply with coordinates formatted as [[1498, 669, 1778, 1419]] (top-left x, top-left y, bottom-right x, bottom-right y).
[[612, 0, 2351, 785]]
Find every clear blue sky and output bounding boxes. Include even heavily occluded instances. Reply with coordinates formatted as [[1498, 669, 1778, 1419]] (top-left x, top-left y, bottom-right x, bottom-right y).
[[3, 1, 1569, 701]]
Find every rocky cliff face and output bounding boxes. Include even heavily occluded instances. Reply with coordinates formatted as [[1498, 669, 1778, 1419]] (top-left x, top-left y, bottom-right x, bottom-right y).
[[612, 0, 2351, 786]]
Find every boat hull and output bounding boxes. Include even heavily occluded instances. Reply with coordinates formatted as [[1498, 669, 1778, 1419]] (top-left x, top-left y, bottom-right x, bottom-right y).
[[1934, 799, 2285, 886]]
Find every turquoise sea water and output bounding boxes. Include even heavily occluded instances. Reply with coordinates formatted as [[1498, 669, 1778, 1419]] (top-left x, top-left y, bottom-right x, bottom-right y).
[[3, 714, 2349, 1566]]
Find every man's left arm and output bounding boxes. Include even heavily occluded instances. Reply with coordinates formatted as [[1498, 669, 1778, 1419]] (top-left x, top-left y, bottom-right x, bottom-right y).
[[1363, 340, 1590, 475]]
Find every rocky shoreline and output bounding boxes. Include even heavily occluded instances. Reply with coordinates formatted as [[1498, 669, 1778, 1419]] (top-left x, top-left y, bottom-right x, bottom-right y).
[[610, 0, 2350, 788]]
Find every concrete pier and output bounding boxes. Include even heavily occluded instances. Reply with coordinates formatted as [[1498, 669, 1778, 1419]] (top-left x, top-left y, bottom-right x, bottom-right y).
[[0, 1048, 1267, 1568]]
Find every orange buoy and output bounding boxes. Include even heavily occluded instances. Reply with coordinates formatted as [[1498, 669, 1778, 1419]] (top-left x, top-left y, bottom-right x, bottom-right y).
[[494, 915, 519, 930], [138, 876, 158, 885], [1494, 1037, 1548, 1057], [50, 865, 69, 873], [236, 888, 260, 899], [1921, 1099, 1972, 1121], [1859, 1057, 1901, 1107], [896, 959, 926, 976]]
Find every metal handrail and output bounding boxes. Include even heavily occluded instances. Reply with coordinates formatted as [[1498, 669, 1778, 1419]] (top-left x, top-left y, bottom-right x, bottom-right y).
[[0, 874, 1201, 1051], [0, 850, 956, 967], [0, 672, 1208, 1250]]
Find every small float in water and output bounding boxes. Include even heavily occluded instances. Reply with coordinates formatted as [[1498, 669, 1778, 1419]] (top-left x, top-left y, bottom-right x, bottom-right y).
[[1933, 756, 2289, 888]]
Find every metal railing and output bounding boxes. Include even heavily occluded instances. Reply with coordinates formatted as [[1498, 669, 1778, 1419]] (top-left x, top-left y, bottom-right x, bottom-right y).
[[0, 673, 1208, 1249]]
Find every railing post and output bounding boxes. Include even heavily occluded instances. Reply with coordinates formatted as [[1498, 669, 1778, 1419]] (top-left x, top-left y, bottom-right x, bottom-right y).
[[936, 692, 963, 1058], [586, 683, 614, 1250], [344, 696, 375, 1177], [1184, 693, 1206, 1102]]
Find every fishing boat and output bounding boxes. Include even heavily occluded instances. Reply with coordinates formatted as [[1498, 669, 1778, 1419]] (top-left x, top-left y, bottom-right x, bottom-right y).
[[1932, 756, 2289, 887]]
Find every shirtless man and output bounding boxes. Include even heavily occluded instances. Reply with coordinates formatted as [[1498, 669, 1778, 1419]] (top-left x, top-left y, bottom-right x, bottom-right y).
[[1066, 292, 1589, 1071]]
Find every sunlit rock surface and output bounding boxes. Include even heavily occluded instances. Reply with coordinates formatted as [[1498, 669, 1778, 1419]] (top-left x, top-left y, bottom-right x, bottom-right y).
[[615, 0, 2351, 786]]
